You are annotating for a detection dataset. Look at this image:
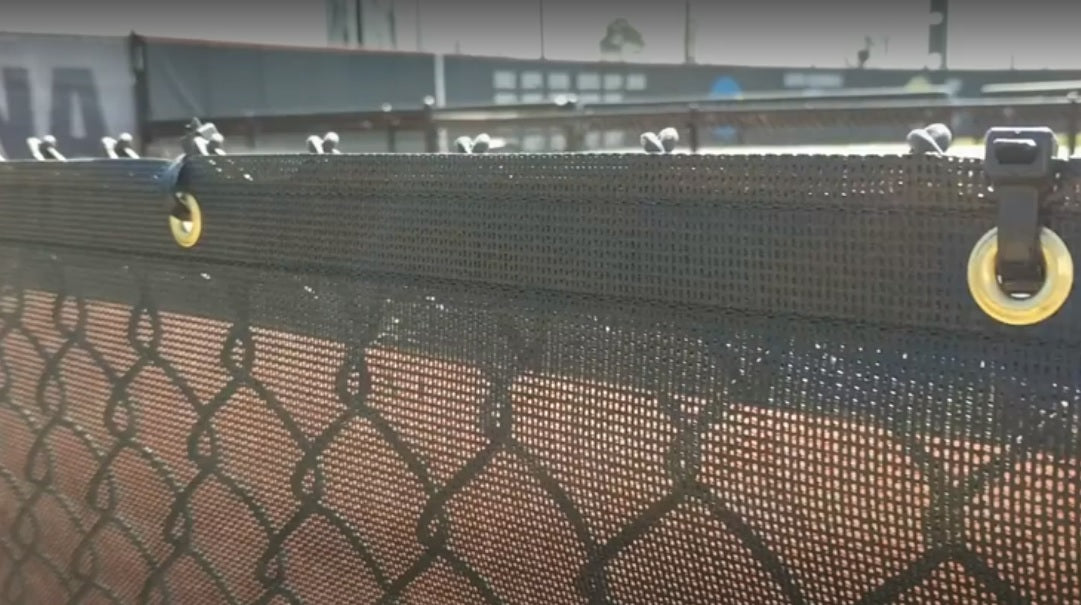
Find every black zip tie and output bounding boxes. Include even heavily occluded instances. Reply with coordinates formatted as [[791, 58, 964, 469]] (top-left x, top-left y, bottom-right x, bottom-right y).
[[983, 127, 1060, 295], [160, 118, 224, 220]]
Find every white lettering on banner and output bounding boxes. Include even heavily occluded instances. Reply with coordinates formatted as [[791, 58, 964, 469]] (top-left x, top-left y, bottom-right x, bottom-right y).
[[0, 33, 134, 159]]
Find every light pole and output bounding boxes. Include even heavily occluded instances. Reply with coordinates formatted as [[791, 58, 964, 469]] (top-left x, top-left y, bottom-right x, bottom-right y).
[[684, 0, 695, 64], [539, 0, 546, 59], [929, 0, 948, 70], [388, 0, 398, 49], [415, 0, 422, 51]]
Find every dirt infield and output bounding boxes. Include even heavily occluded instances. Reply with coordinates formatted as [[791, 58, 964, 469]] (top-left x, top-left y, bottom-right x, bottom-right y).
[[0, 292, 1077, 603]]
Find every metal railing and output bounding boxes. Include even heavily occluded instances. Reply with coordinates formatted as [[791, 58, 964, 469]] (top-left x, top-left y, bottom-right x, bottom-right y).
[[136, 87, 1081, 156], [13, 87, 1081, 159]]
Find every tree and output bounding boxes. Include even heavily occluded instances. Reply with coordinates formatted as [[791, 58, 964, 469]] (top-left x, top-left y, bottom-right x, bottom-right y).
[[600, 19, 645, 60], [856, 36, 873, 69]]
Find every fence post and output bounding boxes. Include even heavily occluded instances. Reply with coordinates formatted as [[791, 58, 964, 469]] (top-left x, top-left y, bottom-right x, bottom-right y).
[[557, 95, 584, 152], [244, 115, 257, 150], [127, 33, 151, 156], [422, 96, 438, 153], [1068, 91, 1079, 157], [383, 104, 398, 153], [563, 124, 587, 152], [687, 105, 700, 153]]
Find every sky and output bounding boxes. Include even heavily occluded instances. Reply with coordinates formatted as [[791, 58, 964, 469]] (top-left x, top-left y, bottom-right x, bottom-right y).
[[0, 0, 1079, 70]]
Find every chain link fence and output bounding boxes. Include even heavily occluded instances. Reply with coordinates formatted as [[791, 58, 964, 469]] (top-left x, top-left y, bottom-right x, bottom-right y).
[[0, 147, 1079, 603]]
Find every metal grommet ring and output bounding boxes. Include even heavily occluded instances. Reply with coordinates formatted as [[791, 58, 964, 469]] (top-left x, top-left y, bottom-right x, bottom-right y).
[[169, 193, 202, 249], [967, 227, 1074, 326]]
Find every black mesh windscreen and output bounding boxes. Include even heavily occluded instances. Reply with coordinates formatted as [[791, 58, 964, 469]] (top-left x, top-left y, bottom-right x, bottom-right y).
[[0, 154, 1078, 604]]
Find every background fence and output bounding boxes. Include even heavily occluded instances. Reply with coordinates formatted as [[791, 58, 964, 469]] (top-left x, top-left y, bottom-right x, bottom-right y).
[[102, 89, 1081, 158], [7, 31, 1081, 159]]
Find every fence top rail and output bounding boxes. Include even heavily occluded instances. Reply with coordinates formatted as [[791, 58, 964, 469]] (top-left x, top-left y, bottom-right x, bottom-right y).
[[982, 80, 1081, 95], [143, 93, 1081, 136]]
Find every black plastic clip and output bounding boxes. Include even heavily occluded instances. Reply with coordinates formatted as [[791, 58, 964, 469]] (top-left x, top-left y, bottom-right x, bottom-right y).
[[181, 118, 227, 156], [157, 119, 212, 214], [983, 127, 1061, 295]]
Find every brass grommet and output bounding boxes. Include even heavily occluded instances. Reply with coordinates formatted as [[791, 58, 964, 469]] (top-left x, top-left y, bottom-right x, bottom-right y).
[[967, 227, 1074, 326], [169, 193, 202, 249]]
